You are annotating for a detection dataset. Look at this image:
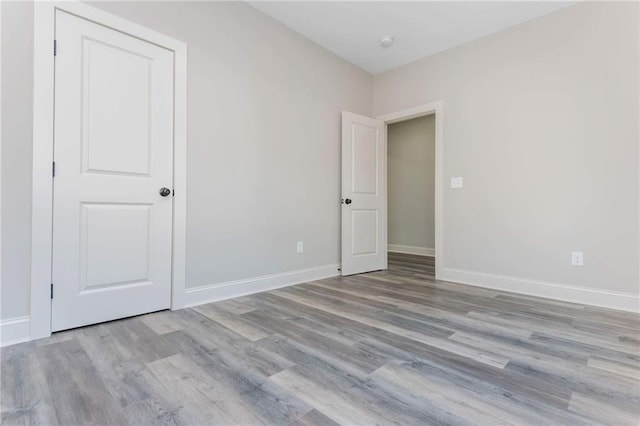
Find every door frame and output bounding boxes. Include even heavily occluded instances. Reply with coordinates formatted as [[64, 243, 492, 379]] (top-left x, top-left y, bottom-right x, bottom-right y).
[[31, 1, 188, 340], [377, 101, 443, 279]]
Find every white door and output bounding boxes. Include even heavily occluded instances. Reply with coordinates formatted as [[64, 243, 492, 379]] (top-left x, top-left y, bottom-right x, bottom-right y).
[[341, 112, 387, 276], [52, 11, 174, 331]]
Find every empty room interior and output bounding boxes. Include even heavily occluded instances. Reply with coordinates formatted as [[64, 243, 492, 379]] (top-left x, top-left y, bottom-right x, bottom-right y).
[[1, 1, 639, 425]]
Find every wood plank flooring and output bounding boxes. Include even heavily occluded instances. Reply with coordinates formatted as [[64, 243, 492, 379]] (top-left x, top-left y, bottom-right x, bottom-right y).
[[2, 253, 639, 425]]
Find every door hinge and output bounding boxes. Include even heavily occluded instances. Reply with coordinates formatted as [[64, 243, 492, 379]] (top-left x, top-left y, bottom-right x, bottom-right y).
[[52, 161, 56, 177], [50, 283, 54, 299], [53, 40, 57, 56]]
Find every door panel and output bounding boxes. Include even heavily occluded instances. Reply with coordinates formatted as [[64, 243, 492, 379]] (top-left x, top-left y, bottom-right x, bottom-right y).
[[352, 126, 379, 195], [341, 112, 387, 276], [82, 38, 152, 176], [81, 203, 151, 291], [52, 11, 174, 331], [351, 210, 378, 255]]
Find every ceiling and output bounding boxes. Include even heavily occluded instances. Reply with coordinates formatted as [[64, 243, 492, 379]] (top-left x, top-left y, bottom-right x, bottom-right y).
[[248, 1, 575, 74]]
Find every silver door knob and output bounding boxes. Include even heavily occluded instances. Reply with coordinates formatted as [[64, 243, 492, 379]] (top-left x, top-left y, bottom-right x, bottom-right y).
[[159, 187, 171, 197]]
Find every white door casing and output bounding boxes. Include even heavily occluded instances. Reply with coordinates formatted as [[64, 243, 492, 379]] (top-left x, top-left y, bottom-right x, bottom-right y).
[[51, 10, 174, 331], [376, 101, 444, 280], [341, 112, 387, 276]]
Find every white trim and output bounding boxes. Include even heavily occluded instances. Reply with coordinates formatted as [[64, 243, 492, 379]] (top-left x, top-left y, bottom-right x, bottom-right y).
[[388, 244, 435, 257], [171, 34, 188, 310], [31, 2, 56, 340], [441, 268, 640, 313], [377, 101, 444, 279], [183, 264, 340, 308], [0, 3, 3, 323], [31, 1, 188, 340], [378, 103, 441, 124], [0, 316, 31, 348]]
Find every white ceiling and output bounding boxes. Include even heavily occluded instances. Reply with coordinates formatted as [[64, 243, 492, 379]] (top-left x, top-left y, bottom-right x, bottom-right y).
[[248, 1, 575, 74]]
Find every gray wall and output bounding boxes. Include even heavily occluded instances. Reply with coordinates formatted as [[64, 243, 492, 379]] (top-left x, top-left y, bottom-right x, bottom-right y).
[[374, 1, 639, 295], [1, 1, 34, 319], [387, 115, 435, 251], [0, 1, 373, 320], [2, 1, 638, 320]]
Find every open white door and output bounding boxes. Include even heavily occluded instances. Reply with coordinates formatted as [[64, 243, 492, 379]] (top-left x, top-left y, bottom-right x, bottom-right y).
[[341, 112, 387, 276], [51, 11, 174, 331]]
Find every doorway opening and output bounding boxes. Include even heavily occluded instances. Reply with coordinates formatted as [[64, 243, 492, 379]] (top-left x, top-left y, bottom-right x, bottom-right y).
[[377, 101, 443, 279], [340, 101, 442, 278], [387, 114, 436, 277]]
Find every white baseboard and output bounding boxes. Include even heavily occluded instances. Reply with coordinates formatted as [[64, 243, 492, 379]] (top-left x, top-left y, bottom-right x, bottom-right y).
[[182, 263, 340, 308], [0, 316, 31, 348], [4, 265, 635, 348], [388, 244, 435, 257], [440, 268, 640, 313]]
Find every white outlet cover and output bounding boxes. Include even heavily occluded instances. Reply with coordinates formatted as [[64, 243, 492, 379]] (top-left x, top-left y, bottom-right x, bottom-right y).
[[571, 251, 583, 266], [451, 177, 463, 188], [297, 241, 304, 253]]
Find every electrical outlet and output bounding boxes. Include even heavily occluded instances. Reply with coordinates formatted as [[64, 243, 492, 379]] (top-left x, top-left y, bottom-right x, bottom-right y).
[[571, 251, 583, 266], [297, 241, 304, 254], [450, 177, 463, 189]]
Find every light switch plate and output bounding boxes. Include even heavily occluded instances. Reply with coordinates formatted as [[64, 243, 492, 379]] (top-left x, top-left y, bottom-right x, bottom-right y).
[[451, 177, 463, 188], [297, 241, 304, 254]]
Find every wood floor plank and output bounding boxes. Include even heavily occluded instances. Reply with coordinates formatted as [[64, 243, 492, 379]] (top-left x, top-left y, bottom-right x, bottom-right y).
[[163, 327, 293, 378], [242, 309, 390, 375], [160, 331, 312, 424], [72, 326, 183, 425], [310, 280, 533, 340], [290, 408, 340, 426], [208, 297, 259, 315], [269, 368, 383, 425], [587, 356, 640, 380], [390, 361, 595, 425], [505, 357, 640, 415], [273, 286, 511, 368], [269, 360, 460, 426], [449, 331, 589, 365], [1, 347, 56, 426], [93, 317, 178, 364], [248, 294, 375, 345], [528, 332, 640, 366], [468, 309, 639, 356], [146, 353, 264, 425], [354, 330, 575, 411], [192, 303, 271, 341], [568, 392, 639, 425], [34, 339, 128, 425], [138, 310, 184, 336], [370, 363, 536, 425]]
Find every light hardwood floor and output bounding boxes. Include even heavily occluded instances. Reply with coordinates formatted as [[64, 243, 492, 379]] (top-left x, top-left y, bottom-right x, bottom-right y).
[[2, 253, 639, 425]]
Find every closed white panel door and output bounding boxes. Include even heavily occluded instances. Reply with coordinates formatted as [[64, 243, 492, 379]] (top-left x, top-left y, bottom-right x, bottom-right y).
[[341, 112, 387, 276], [52, 11, 174, 331]]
